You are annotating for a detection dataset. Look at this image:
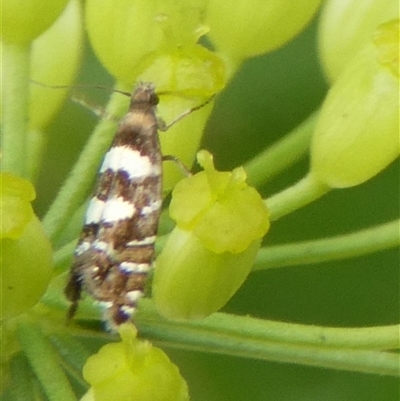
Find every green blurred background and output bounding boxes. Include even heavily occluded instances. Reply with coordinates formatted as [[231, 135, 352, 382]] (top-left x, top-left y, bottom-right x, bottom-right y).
[[34, 13, 399, 401]]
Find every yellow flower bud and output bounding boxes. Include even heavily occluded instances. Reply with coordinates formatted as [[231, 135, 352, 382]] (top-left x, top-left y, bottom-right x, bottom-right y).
[[153, 151, 269, 320], [85, 0, 209, 84], [318, 0, 398, 81], [2, 0, 69, 44], [1, 173, 53, 320], [206, 0, 322, 64], [82, 324, 189, 401], [311, 20, 399, 188]]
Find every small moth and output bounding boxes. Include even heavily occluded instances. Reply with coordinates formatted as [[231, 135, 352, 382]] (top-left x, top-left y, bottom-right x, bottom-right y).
[[65, 82, 165, 329]]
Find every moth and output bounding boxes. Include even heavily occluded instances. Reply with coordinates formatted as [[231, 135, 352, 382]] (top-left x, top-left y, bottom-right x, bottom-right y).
[[65, 82, 165, 330], [65, 82, 213, 330]]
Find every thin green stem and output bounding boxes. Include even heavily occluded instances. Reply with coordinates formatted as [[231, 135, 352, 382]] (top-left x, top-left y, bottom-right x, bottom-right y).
[[245, 110, 319, 187], [42, 87, 128, 241], [54, 202, 86, 248], [17, 321, 76, 401], [138, 300, 400, 350], [53, 239, 76, 271], [266, 173, 330, 220], [8, 353, 39, 401], [136, 300, 400, 376], [38, 282, 400, 377], [26, 128, 48, 181], [49, 334, 91, 389], [253, 219, 400, 270], [1, 41, 31, 177]]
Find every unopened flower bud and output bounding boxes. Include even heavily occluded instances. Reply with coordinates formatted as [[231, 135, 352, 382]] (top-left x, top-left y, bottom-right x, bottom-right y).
[[311, 20, 399, 188], [153, 151, 269, 320], [82, 324, 189, 401], [1, 173, 52, 320]]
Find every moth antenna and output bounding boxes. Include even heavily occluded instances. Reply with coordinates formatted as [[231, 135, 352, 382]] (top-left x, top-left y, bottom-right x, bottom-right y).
[[30, 79, 131, 97], [71, 93, 119, 122]]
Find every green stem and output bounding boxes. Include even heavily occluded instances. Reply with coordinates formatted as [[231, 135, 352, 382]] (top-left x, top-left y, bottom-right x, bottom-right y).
[[253, 219, 400, 270], [17, 321, 76, 401], [53, 239, 76, 272], [49, 334, 91, 389], [245, 110, 319, 187], [26, 128, 47, 181], [42, 87, 128, 241], [136, 300, 400, 376], [1, 41, 31, 177], [54, 216, 399, 276], [54, 202, 86, 248], [8, 353, 39, 401], [266, 173, 330, 220]]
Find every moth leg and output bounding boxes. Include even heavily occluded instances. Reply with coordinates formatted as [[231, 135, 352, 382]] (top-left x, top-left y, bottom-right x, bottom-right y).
[[64, 272, 82, 322], [162, 155, 192, 177], [157, 94, 216, 131]]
